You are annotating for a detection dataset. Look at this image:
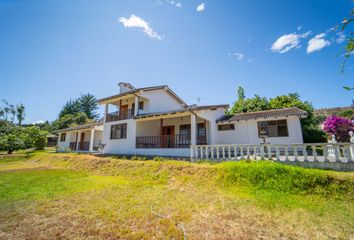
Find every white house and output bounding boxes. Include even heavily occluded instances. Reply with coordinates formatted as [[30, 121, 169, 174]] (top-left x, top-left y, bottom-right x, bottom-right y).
[[56, 82, 307, 156], [94, 82, 306, 157]]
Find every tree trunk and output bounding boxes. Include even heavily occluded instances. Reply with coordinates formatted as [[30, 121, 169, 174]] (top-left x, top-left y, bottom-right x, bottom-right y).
[[7, 149, 13, 154]]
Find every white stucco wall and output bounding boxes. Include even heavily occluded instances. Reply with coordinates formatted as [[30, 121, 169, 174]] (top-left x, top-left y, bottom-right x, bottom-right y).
[[215, 116, 304, 145], [102, 119, 137, 154], [57, 132, 71, 149], [140, 90, 184, 113]]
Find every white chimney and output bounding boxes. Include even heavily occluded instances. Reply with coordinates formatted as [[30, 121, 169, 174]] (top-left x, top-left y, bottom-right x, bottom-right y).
[[118, 82, 135, 94]]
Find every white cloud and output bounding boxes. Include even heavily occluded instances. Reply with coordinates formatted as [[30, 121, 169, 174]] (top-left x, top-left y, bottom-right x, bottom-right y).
[[271, 31, 311, 54], [297, 26, 302, 31], [196, 3, 205, 12], [228, 52, 245, 60], [336, 32, 345, 44], [118, 15, 163, 40], [306, 33, 330, 53], [33, 120, 45, 124]]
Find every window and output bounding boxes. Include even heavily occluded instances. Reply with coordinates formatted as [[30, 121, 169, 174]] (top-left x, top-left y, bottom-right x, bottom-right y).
[[257, 120, 288, 137], [60, 133, 66, 142], [179, 124, 191, 135], [218, 124, 235, 131], [110, 123, 127, 139], [139, 101, 144, 110], [132, 101, 144, 111]]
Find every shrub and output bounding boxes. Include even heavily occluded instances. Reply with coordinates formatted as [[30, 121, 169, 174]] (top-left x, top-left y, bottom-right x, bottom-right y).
[[322, 115, 354, 142]]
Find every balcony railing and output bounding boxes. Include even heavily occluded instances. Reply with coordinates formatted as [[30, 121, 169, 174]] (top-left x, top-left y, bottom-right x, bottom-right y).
[[136, 134, 191, 148], [69, 141, 90, 151], [69, 142, 76, 150], [106, 109, 134, 122]]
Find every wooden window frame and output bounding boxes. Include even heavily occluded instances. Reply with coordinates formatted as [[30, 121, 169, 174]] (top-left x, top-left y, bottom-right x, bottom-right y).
[[60, 133, 66, 142], [218, 124, 235, 131], [257, 119, 289, 138], [110, 123, 127, 139]]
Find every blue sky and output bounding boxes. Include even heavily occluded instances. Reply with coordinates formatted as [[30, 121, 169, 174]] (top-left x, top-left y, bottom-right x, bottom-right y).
[[0, 0, 353, 123]]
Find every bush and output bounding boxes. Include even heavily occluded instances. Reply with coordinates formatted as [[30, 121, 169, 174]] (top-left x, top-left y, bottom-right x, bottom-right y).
[[303, 127, 327, 143], [34, 136, 47, 150], [219, 161, 353, 196]]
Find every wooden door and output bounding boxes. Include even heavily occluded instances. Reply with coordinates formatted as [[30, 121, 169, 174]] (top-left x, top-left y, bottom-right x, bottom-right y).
[[120, 105, 128, 118], [197, 123, 207, 145], [79, 132, 85, 150], [161, 126, 175, 148]]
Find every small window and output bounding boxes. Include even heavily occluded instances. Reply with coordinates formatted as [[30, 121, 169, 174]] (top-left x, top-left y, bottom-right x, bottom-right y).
[[60, 133, 66, 142], [139, 101, 144, 110], [257, 120, 288, 137], [110, 123, 127, 139], [179, 124, 191, 135], [218, 124, 235, 131]]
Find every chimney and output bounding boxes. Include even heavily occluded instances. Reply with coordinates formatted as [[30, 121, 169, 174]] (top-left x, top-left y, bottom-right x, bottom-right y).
[[118, 82, 135, 94]]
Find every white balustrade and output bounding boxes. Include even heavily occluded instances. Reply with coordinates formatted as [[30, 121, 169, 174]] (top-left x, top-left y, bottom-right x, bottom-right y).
[[190, 143, 354, 163]]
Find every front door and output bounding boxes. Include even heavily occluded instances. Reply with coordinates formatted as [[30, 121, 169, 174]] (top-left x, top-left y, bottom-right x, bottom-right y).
[[161, 126, 175, 148], [120, 105, 128, 118], [79, 132, 85, 150], [197, 123, 207, 145]]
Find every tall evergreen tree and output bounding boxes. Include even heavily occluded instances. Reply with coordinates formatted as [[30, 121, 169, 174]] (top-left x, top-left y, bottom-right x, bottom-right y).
[[16, 104, 25, 126]]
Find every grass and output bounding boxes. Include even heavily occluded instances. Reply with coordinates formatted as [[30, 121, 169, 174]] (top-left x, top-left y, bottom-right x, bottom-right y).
[[0, 151, 353, 239]]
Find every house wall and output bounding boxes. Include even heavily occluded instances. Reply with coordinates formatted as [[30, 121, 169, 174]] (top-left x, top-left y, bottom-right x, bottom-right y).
[[214, 116, 303, 145], [195, 108, 227, 144], [94, 130, 103, 147], [140, 90, 184, 113], [102, 119, 137, 154], [57, 132, 71, 149]]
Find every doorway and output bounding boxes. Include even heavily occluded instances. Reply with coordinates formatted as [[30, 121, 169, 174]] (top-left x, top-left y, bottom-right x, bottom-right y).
[[161, 126, 175, 148]]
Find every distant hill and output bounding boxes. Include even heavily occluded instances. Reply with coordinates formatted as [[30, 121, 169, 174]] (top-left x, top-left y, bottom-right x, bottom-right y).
[[315, 106, 353, 119]]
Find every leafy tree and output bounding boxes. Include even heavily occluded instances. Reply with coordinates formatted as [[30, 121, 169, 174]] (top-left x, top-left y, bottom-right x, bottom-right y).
[[23, 126, 48, 150], [79, 93, 99, 120], [0, 121, 25, 154], [0, 100, 16, 122], [59, 99, 82, 118], [229, 87, 269, 114], [52, 113, 93, 130], [58, 94, 99, 120], [16, 104, 25, 125]]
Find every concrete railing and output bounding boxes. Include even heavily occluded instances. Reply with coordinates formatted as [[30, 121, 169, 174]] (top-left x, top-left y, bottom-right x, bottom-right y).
[[190, 143, 354, 163]]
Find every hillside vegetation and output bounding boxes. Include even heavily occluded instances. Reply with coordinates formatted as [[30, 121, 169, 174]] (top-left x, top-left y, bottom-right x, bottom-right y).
[[0, 151, 353, 239]]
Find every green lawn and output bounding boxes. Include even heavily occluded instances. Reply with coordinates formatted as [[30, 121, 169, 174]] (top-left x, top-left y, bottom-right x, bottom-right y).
[[0, 151, 353, 239]]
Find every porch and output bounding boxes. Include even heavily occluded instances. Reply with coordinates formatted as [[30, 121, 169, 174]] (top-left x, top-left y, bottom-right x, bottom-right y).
[[68, 129, 102, 152], [57, 123, 103, 153], [135, 113, 209, 149]]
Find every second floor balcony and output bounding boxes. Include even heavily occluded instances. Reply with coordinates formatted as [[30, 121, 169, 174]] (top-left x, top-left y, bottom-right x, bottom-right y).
[[106, 109, 134, 122]]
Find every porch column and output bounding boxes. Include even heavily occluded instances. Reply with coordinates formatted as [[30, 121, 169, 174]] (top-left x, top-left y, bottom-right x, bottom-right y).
[[104, 103, 109, 122], [191, 114, 197, 146], [76, 130, 81, 151], [134, 96, 139, 116], [89, 129, 95, 152]]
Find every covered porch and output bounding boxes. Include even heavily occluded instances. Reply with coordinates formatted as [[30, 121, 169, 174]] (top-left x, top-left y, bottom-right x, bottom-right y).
[[57, 123, 103, 153], [135, 112, 209, 149]]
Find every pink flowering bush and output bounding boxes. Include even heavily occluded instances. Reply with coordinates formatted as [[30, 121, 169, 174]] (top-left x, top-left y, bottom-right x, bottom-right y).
[[322, 115, 354, 142]]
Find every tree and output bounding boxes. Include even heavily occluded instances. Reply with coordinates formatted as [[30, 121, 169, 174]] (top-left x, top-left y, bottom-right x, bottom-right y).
[[16, 104, 25, 126], [79, 93, 99, 120], [229, 87, 269, 114], [23, 126, 48, 150], [59, 99, 82, 118], [339, 8, 353, 89], [0, 121, 25, 154], [322, 115, 354, 142], [0, 100, 16, 122], [52, 112, 93, 130], [58, 94, 99, 120]]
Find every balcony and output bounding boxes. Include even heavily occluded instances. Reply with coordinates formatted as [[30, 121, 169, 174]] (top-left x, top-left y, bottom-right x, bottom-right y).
[[106, 109, 134, 122], [69, 141, 90, 151], [136, 134, 190, 148], [136, 134, 207, 149]]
